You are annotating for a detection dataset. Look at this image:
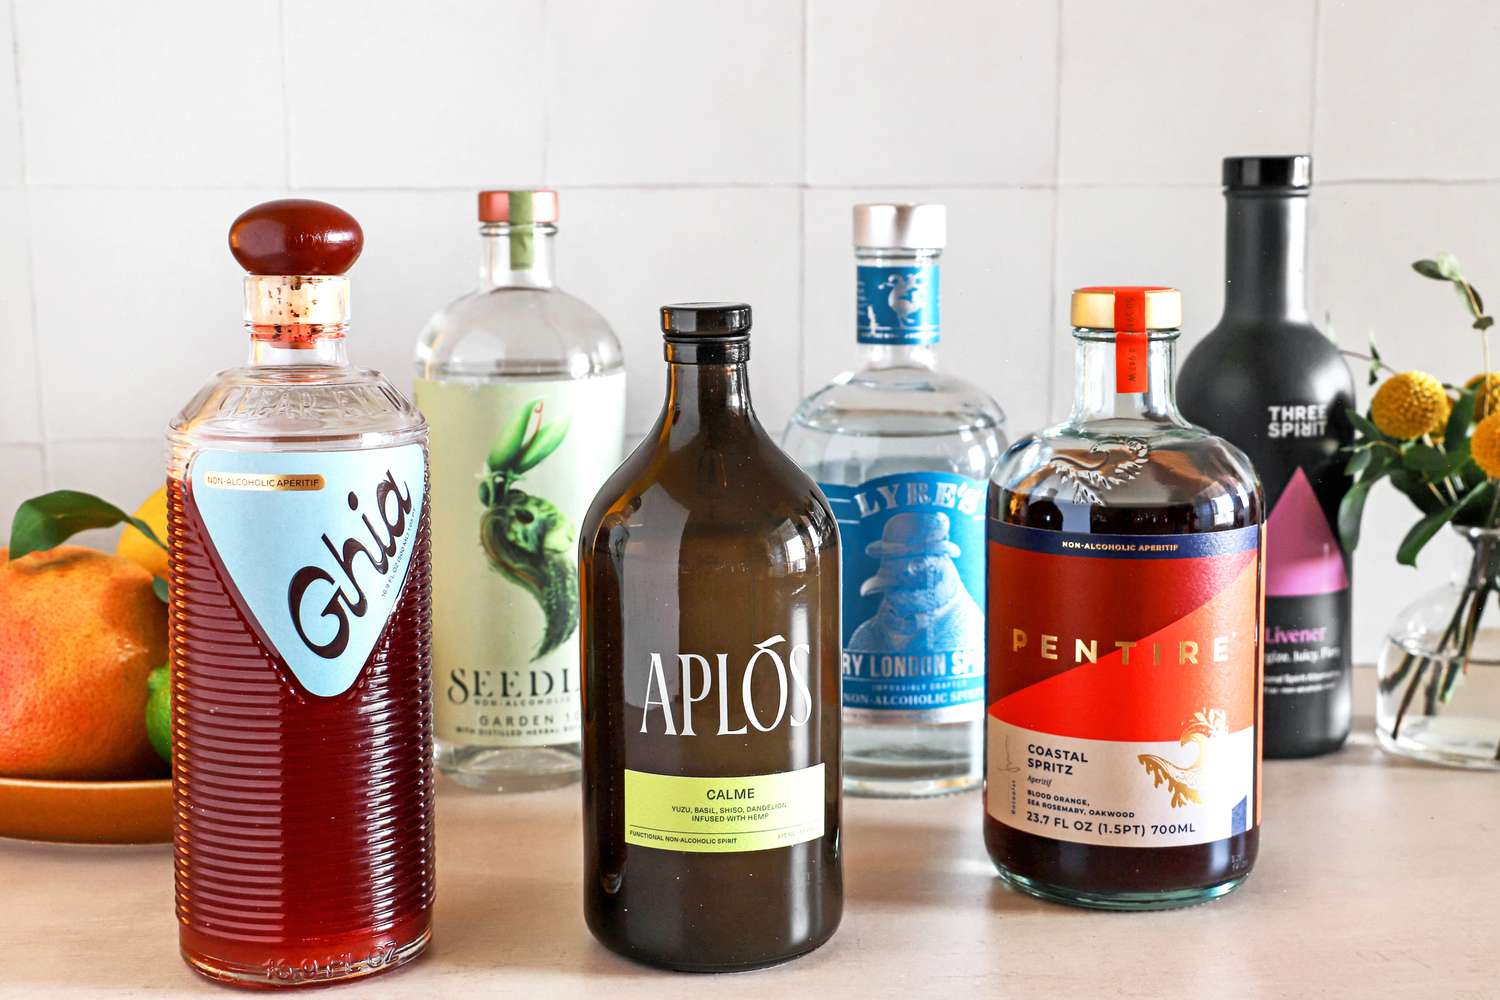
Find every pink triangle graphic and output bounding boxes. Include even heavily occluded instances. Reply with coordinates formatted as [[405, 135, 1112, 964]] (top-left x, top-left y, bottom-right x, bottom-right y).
[[1265, 467, 1349, 596]]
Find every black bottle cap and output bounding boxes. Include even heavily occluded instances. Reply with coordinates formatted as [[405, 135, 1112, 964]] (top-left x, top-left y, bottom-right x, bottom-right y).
[[660, 302, 752, 341], [1223, 155, 1312, 191]]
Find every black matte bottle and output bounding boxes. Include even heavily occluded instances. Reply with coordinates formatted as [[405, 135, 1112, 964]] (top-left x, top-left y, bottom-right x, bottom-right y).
[[1179, 156, 1355, 758], [579, 303, 843, 970]]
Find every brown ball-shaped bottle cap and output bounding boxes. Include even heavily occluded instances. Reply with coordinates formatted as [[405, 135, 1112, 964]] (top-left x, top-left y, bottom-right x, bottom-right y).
[[229, 199, 363, 276]]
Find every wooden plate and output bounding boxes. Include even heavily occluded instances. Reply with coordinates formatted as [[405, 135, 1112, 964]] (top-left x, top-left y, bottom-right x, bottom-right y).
[[0, 776, 173, 845]]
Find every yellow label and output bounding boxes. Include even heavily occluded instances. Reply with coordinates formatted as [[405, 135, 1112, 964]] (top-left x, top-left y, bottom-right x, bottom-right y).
[[624, 764, 825, 853]]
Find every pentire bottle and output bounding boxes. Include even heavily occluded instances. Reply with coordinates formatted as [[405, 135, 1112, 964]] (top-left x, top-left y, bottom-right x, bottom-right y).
[[580, 303, 843, 970], [986, 286, 1263, 910], [1178, 156, 1355, 758]]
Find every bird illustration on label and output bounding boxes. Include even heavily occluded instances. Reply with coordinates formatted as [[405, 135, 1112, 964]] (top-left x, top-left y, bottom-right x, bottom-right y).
[[1137, 708, 1228, 808], [479, 398, 579, 660]]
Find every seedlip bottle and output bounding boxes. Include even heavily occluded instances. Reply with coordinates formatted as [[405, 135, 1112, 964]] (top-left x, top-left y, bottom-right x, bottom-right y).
[[783, 203, 1007, 797], [416, 190, 625, 793]]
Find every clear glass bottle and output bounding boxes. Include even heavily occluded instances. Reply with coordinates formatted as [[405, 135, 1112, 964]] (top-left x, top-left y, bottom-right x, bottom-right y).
[[782, 203, 1006, 798], [985, 286, 1263, 910], [167, 199, 433, 985], [580, 303, 842, 971], [415, 190, 625, 793]]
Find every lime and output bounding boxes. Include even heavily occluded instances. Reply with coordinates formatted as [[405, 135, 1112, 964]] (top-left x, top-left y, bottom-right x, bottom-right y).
[[145, 665, 171, 765]]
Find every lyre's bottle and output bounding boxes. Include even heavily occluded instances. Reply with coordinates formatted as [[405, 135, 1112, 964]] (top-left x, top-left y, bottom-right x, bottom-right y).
[[1179, 156, 1355, 758], [784, 203, 1006, 797], [986, 286, 1263, 910], [580, 303, 843, 970], [416, 190, 625, 792], [167, 200, 434, 984]]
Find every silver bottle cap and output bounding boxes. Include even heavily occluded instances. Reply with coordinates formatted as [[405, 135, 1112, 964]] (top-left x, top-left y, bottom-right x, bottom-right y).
[[852, 203, 946, 250]]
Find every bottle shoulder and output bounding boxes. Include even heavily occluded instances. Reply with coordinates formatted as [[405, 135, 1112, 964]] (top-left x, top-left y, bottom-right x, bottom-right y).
[[993, 418, 1262, 527], [582, 425, 838, 566], [788, 364, 1007, 435], [169, 364, 424, 450], [1182, 319, 1355, 400], [415, 284, 624, 380]]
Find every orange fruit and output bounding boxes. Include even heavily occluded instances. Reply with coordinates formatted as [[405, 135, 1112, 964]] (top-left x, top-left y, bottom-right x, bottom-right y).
[[115, 485, 169, 580], [0, 545, 168, 780]]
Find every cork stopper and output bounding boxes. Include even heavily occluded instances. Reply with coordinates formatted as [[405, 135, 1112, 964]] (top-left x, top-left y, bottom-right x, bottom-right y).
[[229, 199, 362, 335]]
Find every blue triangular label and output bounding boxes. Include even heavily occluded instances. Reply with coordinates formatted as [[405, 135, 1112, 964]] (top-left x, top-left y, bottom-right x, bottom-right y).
[[190, 445, 426, 697]]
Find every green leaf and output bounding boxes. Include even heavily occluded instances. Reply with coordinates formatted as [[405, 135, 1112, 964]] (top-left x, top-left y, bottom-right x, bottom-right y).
[[1468, 283, 1486, 315], [153, 577, 169, 603], [1436, 252, 1464, 281], [8, 490, 163, 560], [1413, 259, 1446, 280], [1345, 448, 1373, 478], [1403, 443, 1450, 476], [486, 399, 543, 472], [514, 415, 571, 473], [1346, 407, 1385, 441], [1446, 388, 1478, 450], [1396, 481, 1490, 566], [1338, 479, 1376, 551]]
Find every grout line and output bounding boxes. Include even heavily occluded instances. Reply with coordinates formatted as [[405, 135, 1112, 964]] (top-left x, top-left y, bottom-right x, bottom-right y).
[[539, 0, 550, 185], [1045, 0, 1066, 422], [796, 0, 808, 403], [1308, 0, 1322, 158], [9, 0, 49, 484], [276, 0, 292, 191]]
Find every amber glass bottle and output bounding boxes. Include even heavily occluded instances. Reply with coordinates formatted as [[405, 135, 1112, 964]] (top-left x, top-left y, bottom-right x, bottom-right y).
[[579, 303, 843, 970], [986, 287, 1263, 910]]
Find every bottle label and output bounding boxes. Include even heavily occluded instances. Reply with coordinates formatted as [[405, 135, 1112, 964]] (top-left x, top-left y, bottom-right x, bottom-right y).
[[626, 633, 827, 853], [624, 764, 825, 853], [188, 444, 427, 698], [415, 373, 625, 748], [985, 522, 1262, 848], [856, 264, 940, 345], [822, 472, 986, 722]]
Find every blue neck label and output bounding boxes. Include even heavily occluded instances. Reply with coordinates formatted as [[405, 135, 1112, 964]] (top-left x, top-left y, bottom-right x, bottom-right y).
[[856, 264, 941, 345]]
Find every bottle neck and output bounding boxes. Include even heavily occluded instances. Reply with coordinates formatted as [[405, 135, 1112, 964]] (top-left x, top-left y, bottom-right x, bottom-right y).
[[657, 344, 758, 442], [1068, 329, 1183, 424], [481, 223, 556, 290], [855, 247, 942, 356], [242, 275, 351, 367], [1222, 190, 1309, 321]]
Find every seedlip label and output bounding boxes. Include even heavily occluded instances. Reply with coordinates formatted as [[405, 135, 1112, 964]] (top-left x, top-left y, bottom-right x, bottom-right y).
[[822, 472, 986, 722], [190, 445, 426, 698], [856, 264, 941, 345]]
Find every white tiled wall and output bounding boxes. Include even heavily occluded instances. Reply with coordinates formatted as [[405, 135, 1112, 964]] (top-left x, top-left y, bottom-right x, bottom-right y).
[[3, 0, 1499, 663]]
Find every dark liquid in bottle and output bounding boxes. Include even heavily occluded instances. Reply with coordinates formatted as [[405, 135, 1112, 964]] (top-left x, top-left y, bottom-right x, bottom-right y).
[[580, 352, 843, 971], [985, 474, 1261, 905], [168, 476, 435, 986]]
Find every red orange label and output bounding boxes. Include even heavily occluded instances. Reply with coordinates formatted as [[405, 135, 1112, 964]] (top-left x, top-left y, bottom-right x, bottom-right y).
[[985, 522, 1263, 848]]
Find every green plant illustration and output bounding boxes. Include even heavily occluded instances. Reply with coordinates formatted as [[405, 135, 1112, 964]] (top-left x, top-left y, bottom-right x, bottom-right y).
[[479, 398, 579, 661]]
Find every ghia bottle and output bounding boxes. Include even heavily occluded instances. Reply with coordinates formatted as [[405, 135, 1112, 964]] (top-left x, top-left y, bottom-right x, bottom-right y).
[[1179, 156, 1355, 758], [167, 200, 433, 984], [986, 286, 1264, 910], [581, 303, 843, 970], [783, 203, 1006, 797], [416, 190, 624, 792]]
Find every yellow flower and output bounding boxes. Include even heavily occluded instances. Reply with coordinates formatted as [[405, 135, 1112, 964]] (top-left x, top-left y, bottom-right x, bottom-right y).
[[1370, 371, 1449, 439], [1465, 372, 1500, 420], [1472, 412, 1500, 479]]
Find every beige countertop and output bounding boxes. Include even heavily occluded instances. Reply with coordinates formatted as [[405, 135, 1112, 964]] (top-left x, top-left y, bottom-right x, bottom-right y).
[[2, 670, 1495, 1000]]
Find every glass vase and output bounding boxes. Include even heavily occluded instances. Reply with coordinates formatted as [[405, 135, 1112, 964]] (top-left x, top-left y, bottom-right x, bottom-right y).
[[1376, 526, 1500, 769]]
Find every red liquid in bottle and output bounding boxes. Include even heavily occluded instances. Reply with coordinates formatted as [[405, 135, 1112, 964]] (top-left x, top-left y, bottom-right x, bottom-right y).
[[167, 475, 435, 987]]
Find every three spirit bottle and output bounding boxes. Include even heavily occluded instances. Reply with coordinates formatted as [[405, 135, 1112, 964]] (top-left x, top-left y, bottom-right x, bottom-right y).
[[580, 303, 843, 969], [784, 203, 1007, 797], [416, 190, 626, 792], [986, 286, 1263, 909], [167, 200, 434, 984], [1179, 156, 1355, 757]]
